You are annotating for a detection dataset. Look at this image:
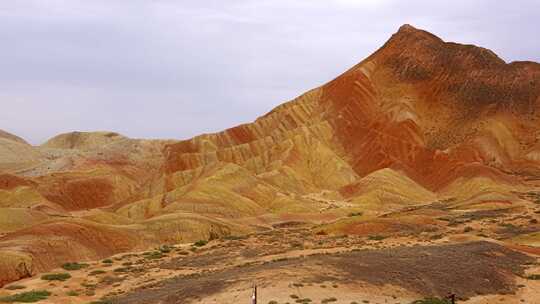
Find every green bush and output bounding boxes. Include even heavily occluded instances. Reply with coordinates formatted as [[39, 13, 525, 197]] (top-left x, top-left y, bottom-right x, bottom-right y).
[[159, 245, 172, 253], [222, 235, 247, 240], [81, 282, 97, 288], [143, 251, 163, 260], [193, 240, 208, 247], [88, 270, 106, 276], [411, 298, 450, 304], [0, 290, 51, 303], [40, 273, 71, 281], [62, 262, 89, 271], [88, 300, 113, 304]]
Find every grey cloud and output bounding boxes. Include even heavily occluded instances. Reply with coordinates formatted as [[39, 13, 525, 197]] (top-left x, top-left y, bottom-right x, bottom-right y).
[[0, 0, 539, 144]]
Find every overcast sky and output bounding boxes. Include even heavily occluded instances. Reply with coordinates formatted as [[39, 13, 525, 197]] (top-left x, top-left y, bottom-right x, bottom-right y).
[[1, 0, 539, 144]]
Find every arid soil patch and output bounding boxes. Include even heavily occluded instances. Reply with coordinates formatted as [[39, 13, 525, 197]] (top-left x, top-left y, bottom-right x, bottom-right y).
[[112, 241, 533, 303]]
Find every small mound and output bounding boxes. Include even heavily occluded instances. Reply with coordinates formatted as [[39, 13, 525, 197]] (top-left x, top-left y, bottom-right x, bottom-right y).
[[39, 177, 115, 211], [0, 208, 50, 233], [42, 131, 126, 150], [2, 219, 141, 275], [0, 139, 43, 172], [0, 174, 33, 190], [0, 130, 28, 144], [340, 168, 436, 212]]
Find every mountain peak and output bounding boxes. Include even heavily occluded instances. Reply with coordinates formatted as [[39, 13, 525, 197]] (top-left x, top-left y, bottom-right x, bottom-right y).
[[370, 24, 509, 81], [388, 24, 443, 45], [397, 23, 418, 33]]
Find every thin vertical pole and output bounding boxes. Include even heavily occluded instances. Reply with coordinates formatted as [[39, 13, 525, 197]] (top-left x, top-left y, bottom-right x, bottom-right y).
[[251, 284, 257, 304]]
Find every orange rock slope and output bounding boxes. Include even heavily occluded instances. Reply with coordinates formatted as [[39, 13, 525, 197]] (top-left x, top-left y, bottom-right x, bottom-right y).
[[0, 24, 539, 286]]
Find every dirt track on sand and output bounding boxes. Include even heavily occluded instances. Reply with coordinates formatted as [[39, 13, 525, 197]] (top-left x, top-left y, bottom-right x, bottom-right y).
[[112, 241, 533, 303]]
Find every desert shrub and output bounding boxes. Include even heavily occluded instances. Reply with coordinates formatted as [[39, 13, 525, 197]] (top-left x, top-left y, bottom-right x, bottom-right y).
[[81, 282, 97, 288], [528, 274, 540, 280], [0, 290, 51, 303], [88, 300, 113, 304], [66, 290, 79, 296], [193, 240, 208, 247], [120, 254, 137, 259], [348, 212, 363, 217], [463, 226, 473, 233], [268, 301, 278, 304], [411, 298, 450, 304], [322, 297, 338, 303], [62, 262, 89, 271], [89, 270, 106, 276], [222, 235, 247, 240], [295, 298, 312, 303], [368, 235, 386, 241], [430, 234, 444, 240], [290, 242, 303, 248], [143, 251, 163, 260], [40, 273, 71, 281], [159, 245, 172, 253], [4, 285, 25, 290], [102, 259, 113, 264], [498, 223, 516, 229], [290, 294, 299, 299]]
